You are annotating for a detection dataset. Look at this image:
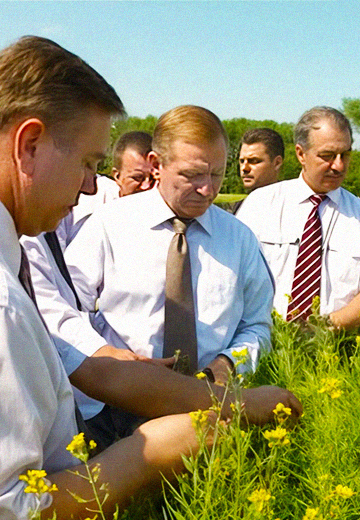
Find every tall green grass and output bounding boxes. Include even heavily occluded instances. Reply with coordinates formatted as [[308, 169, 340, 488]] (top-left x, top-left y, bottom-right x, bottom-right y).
[[122, 314, 360, 520]]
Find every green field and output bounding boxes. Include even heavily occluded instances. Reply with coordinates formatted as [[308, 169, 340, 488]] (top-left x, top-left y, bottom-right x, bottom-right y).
[[120, 313, 360, 520]]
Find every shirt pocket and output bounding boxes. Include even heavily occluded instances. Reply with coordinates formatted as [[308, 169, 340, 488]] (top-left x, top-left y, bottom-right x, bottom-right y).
[[257, 229, 299, 273], [326, 232, 360, 299]]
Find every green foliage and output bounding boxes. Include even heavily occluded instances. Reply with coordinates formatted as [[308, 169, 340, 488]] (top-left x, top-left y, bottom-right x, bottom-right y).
[[120, 317, 360, 520], [342, 98, 360, 133], [100, 113, 360, 197]]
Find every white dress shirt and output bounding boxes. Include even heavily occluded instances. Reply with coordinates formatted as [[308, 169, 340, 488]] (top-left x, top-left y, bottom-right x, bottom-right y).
[[65, 187, 274, 372], [57, 174, 120, 250], [0, 203, 78, 519], [20, 175, 120, 421], [236, 174, 360, 319], [21, 234, 107, 420]]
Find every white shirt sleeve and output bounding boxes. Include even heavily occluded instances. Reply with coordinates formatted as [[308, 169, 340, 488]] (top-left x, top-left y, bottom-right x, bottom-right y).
[[218, 227, 274, 374], [21, 234, 107, 372]]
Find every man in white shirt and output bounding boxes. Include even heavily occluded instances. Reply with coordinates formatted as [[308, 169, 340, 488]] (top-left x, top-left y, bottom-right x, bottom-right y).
[[21, 132, 157, 447], [0, 36, 302, 519], [232, 128, 284, 214], [57, 130, 154, 248], [236, 106, 360, 329], [112, 130, 155, 197], [65, 105, 275, 384]]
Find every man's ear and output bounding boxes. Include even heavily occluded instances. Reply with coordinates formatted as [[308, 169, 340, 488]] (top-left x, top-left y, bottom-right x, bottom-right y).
[[147, 151, 160, 180], [112, 167, 122, 184], [14, 118, 45, 177], [295, 144, 306, 168], [273, 155, 283, 173]]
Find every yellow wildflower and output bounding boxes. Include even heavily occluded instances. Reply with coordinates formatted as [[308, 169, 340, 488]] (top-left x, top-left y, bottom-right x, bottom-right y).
[[66, 432, 97, 463], [333, 484, 355, 498], [19, 469, 58, 496], [232, 348, 248, 368], [247, 487, 273, 513], [318, 377, 343, 399], [232, 348, 248, 359], [195, 371, 206, 380], [303, 507, 321, 520], [263, 426, 290, 448], [273, 402, 292, 422], [189, 409, 209, 430]]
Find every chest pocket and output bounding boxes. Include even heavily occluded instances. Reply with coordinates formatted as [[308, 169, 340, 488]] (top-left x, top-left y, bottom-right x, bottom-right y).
[[257, 229, 299, 274], [326, 225, 360, 298]]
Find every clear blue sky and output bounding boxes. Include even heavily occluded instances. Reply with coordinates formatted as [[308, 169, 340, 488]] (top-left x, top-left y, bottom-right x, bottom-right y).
[[1, 0, 359, 129]]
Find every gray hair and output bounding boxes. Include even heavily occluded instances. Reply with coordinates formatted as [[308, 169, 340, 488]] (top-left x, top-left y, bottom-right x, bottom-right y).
[[294, 106, 352, 150]]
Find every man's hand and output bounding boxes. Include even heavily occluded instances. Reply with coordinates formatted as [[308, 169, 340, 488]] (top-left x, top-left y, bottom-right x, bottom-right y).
[[205, 355, 234, 385], [241, 386, 302, 427]]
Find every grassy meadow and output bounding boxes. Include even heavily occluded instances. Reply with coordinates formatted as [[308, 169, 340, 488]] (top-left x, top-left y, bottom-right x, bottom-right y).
[[120, 311, 360, 520]]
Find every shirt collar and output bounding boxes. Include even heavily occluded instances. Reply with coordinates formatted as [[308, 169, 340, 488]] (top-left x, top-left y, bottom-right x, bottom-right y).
[[0, 202, 22, 277], [296, 172, 341, 206], [147, 187, 213, 235]]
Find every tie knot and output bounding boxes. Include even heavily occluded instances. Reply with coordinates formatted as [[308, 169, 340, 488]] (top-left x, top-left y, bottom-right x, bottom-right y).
[[171, 217, 192, 234], [309, 194, 327, 208]]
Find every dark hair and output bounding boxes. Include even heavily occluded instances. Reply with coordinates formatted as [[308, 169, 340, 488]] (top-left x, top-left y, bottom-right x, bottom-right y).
[[113, 131, 152, 170], [152, 105, 228, 165], [0, 35, 125, 131], [295, 106, 353, 150], [240, 128, 285, 160]]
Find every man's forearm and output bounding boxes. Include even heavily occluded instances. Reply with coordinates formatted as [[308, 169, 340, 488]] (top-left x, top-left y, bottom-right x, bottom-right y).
[[69, 356, 229, 419], [329, 294, 360, 330]]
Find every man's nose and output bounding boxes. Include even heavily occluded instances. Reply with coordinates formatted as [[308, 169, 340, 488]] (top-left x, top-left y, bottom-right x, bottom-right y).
[[196, 177, 213, 197], [80, 172, 97, 195], [241, 160, 250, 173], [331, 154, 346, 172], [139, 176, 152, 191]]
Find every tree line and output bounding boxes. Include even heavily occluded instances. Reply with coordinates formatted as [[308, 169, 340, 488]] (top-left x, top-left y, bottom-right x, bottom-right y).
[[100, 98, 360, 196]]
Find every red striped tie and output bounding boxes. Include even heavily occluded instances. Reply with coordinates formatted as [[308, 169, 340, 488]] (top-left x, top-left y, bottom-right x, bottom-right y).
[[286, 194, 327, 322]]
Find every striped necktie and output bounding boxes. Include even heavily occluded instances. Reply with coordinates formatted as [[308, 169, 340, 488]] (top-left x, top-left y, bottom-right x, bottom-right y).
[[286, 194, 327, 322]]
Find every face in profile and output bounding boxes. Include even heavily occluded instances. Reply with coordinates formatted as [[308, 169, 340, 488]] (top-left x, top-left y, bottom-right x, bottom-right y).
[[17, 108, 111, 236], [113, 148, 155, 197], [296, 120, 352, 194], [153, 137, 227, 219], [239, 142, 282, 192]]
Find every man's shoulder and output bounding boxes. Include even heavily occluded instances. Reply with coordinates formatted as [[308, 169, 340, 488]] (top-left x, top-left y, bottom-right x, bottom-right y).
[[339, 187, 360, 214], [208, 204, 259, 239]]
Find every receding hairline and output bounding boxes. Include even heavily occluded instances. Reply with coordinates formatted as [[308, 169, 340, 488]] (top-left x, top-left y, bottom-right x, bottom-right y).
[[294, 106, 353, 150], [152, 105, 228, 164]]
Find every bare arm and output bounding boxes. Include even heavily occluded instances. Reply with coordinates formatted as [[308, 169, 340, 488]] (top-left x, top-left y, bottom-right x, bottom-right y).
[[329, 293, 360, 330]]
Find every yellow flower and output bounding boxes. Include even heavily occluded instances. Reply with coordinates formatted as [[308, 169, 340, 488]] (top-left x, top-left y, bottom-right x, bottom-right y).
[[273, 402, 292, 422], [19, 469, 58, 496], [334, 484, 355, 498], [232, 348, 248, 359], [318, 377, 343, 399], [189, 409, 209, 430], [263, 426, 290, 448], [232, 348, 248, 368], [66, 432, 97, 463], [195, 371, 206, 380], [303, 507, 321, 520], [248, 487, 273, 512]]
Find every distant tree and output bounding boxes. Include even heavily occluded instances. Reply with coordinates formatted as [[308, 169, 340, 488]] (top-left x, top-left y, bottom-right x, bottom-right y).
[[342, 98, 360, 132], [98, 113, 360, 197]]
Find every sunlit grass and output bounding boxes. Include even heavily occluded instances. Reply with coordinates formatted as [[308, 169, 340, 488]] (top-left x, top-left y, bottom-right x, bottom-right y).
[[121, 314, 360, 520]]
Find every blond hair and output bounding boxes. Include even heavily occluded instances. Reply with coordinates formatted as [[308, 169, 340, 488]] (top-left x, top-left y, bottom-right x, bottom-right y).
[[152, 105, 228, 164]]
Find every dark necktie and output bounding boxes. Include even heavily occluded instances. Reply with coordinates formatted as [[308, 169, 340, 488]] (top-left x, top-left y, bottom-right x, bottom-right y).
[[19, 245, 38, 307], [44, 231, 82, 311], [287, 194, 327, 322], [163, 218, 198, 375], [19, 242, 88, 437]]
